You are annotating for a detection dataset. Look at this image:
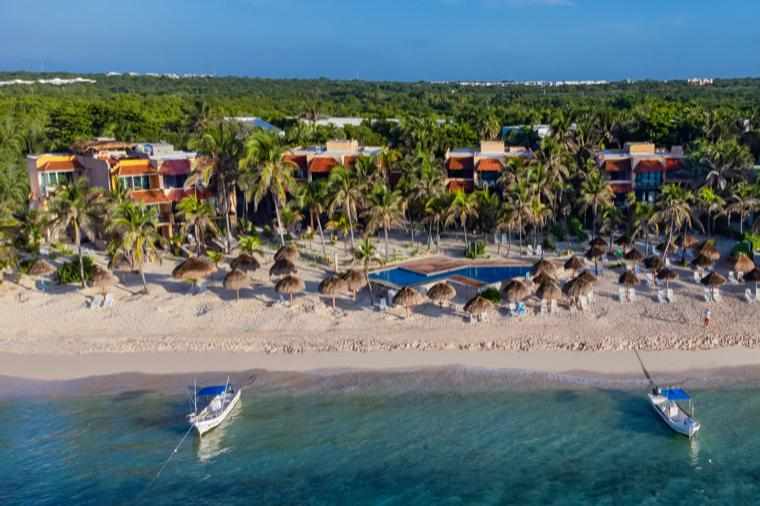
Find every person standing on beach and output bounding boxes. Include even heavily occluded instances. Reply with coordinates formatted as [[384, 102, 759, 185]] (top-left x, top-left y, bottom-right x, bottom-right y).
[[704, 308, 711, 328]]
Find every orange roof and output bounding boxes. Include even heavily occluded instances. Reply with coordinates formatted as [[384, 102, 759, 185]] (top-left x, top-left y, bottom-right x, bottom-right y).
[[284, 154, 307, 171], [636, 160, 664, 173], [604, 159, 631, 173], [609, 182, 632, 193], [343, 155, 358, 168], [159, 159, 191, 176], [447, 157, 474, 171], [476, 159, 503, 172], [447, 180, 474, 192], [40, 159, 80, 172], [115, 159, 154, 176], [129, 190, 171, 204], [665, 158, 683, 171], [309, 157, 338, 174]]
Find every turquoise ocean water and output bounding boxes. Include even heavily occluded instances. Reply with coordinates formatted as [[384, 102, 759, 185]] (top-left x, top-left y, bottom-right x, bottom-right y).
[[2, 372, 760, 505]]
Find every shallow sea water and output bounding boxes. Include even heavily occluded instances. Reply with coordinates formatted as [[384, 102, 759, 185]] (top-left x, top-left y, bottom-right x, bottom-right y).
[[2, 372, 760, 505]]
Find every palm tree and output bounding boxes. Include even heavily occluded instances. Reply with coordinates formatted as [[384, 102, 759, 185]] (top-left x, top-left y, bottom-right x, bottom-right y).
[[445, 189, 479, 249], [326, 212, 352, 254], [365, 183, 406, 260], [327, 165, 363, 250], [176, 194, 219, 256], [697, 138, 754, 191], [298, 180, 329, 257], [726, 182, 758, 235], [0, 208, 18, 281], [238, 234, 262, 255], [13, 206, 47, 255], [578, 164, 614, 236], [696, 186, 725, 237], [629, 199, 656, 254], [190, 120, 244, 253], [503, 177, 533, 253], [107, 201, 163, 294], [239, 131, 298, 247], [48, 177, 103, 288], [354, 236, 383, 305], [650, 184, 699, 260]]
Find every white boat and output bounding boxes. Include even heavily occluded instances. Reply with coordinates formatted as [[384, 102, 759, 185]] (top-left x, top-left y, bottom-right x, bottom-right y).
[[648, 387, 701, 438], [187, 379, 241, 436]]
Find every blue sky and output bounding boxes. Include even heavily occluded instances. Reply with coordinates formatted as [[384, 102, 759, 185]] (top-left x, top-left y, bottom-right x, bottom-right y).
[[1, 0, 759, 81]]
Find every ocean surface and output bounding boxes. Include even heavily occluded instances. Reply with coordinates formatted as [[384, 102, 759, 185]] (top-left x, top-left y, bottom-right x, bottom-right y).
[[2, 371, 760, 505]]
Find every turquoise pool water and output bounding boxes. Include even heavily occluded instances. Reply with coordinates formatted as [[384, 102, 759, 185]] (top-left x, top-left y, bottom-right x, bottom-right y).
[[369, 265, 530, 287]]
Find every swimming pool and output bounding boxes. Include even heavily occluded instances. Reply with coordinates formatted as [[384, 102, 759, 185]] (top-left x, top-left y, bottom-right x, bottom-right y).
[[369, 264, 530, 287]]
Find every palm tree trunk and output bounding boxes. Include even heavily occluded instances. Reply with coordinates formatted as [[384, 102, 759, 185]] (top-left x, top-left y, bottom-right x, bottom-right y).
[[316, 215, 327, 259], [76, 225, 86, 289], [140, 267, 149, 294], [273, 199, 285, 246], [363, 265, 375, 305], [195, 222, 202, 256], [384, 226, 390, 261], [331, 296, 336, 310], [347, 207, 356, 250], [463, 225, 468, 249], [219, 179, 232, 254], [236, 289, 240, 302]]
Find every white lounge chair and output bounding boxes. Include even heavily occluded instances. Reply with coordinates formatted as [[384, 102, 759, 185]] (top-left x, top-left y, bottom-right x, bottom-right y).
[[703, 288, 712, 303], [550, 299, 558, 314], [89, 295, 104, 309], [665, 257, 671, 267], [666, 288, 675, 303], [745, 289, 755, 304], [526, 245, 534, 257], [728, 271, 738, 284], [587, 290, 595, 304], [103, 293, 114, 309], [579, 295, 588, 311], [539, 300, 548, 315], [507, 302, 517, 316], [738, 271, 745, 282], [377, 298, 388, 311], [628, 288, 637, 302], [536, 245, 543, 257], [713, 289, 722, 302], [657, 290, 667, 304], [693, 271, 701, 283], [756, 288, 760, 301], [618, 287, 627, 303]]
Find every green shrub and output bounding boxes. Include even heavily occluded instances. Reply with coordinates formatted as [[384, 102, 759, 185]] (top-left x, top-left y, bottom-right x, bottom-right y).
[[465, 240, 487, 259], [206, 250, 224, 266], [743, 233, 760, 252], [480, 287, 501, 304], [55, 255, 95, 284], [542, 235, 557, 252], [731, 241, 753, 258], [549, 222, 567, 242], [568, 217, 587, 241]]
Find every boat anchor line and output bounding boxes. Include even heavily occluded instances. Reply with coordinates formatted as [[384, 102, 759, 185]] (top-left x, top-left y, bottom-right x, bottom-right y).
[[141, 424, 194, 497], [633, 348, 655, 388]]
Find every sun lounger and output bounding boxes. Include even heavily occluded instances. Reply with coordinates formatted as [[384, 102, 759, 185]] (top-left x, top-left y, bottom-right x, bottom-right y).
[[507, 302, 517, 316], [36, 279, 49, 293], [657, 290, 667, 304], [728, 271, 738, 284], [666, 288, 675, 303], [103, 293, 114, 309], [628, 288, 637, 302], [376, 298, 388, 311], [539, 301, 548, 315], [665, 257, 671, 267], [536, 245, 543, 257], [550, 299, 558, 314], [89, 295, 104, 309], [587, 290, 595, 304], [713, 289, 722, 302], [693, 271, 701, 283], [579, 295, 588, 310], [618, 287, 627, 303], [738, 271, 745, 282], [526, 245, 534, 257], [756, 288, 760, 301], [703, 288, 712, 303], [745, 289, 755, 304]]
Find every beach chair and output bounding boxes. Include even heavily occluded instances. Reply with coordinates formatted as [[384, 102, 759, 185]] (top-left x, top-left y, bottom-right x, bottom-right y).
[[713, 289, 722, 302], [634, 264, 641, 275], [756, 288, 760, 302], [579, 295, 588, 311], [587, 290, 595, 304], [618, 287, 627, 303], [526, 245, 534, 257], [516, 302, 528, 317], [628, 288, 637, 302], [665, 257, 671, 267], [103, 293, 114, 309], [536, 245, 543, 257], [666, 288, 675, 303], [550, 299, 558, 314], [89, 295, 104, 309], [35, 279, 49, 294], [657, 290, 667, 304], [703, 288, 712, 303], [507, 302, 517, 316], [728, 271, 738, 284], [376, 298, 388, 312], [738, 271, 745, 282], [693, 271, 701, 283], [745, 289, 755, 304], [539, 300, 548, 315]]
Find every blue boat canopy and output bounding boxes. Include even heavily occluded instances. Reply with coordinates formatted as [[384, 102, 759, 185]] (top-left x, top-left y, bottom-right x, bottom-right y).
[[197, 385, 230, 396], [661, 388, 690, 401]]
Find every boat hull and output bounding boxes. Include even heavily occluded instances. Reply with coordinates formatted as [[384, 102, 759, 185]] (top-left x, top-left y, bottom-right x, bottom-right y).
[[648, 394, 700, 438], [192, 389, 241, 436]]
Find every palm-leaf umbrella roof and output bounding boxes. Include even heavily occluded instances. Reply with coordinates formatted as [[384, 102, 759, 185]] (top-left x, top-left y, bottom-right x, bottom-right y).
[[590, 237, 607, 248], [744, 268, 760, 283], [531, 259, 557, 276], [618, 270, 639, 286], [643, 256, 664, 271], [564, 256, 585, 271], [341, 270, 366, 291], [536, 281, 562, 301], [319, 275, 347, 296], [624, 248, 644, 262], [230, 254, 260, 273], [427, 282, 456, 303], [656, 268, 678, 281], [680, 234, 699, 250], [574, 271, 598, 284], [563, 278, 593, 299], [696, 241, 720, 261], [585, 245, 606, 260], [269, 258, 297, 278], [464, 295, 494, 316], [615, 235, 632, 247], [532, 271, 557, 286], [730, 254, 755, 274], [690, 254, 714, 269], [27, 258, 55, 276], [393, 286, 425, 308], [701, 271, 726, 287], [501, 279, 531, 302], [223, 269, 248, 291], [275, 275, 304, 295], [172, 257, 217, 281], [274, 244, 298, 262], [91, 267, 118, 292]]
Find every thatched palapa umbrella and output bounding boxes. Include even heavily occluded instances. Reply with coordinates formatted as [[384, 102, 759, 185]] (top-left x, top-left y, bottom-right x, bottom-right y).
[[531, 259, 557, 277], [224, 269, 248, 302], [274, 244, 298, 262], [691, 254, 714, 270], [615, 235, 632, 248], [680, 234, 698, 250], [624, 248, 644, 263], [730, 253, 755, 275], [269, 259, 297, 279], [28, 258, 55, 276], [643, 255, 664, 284], [501, 279, 531, 303], [656, 268, 678, 289], [536, 281, 562, 302], [701, 271, 726, 288], [590, 237, 607, 248], [341, 270, 366, 301], [585, 245, 606, 275], [696, 241, 720, 262], [744, 268, 760, 293], [464, 295, 493, 319], [427, 281, 456, 307], [393, 286, 425, 317], [563, 277, 593, 301], [618, 270, 639, 287], [172, 257, 217, 285], [564, 256, 585, 276], [275, 275, 304, 304], [319, 275, 347, 309], [532, 271, 556, 287], [574, 270, 598, 285], [91, 267, 118, 295], [230, 254, 260, 273]]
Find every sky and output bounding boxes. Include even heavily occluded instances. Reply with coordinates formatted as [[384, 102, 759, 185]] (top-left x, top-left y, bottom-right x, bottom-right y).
[[1, 0, 759, 82]]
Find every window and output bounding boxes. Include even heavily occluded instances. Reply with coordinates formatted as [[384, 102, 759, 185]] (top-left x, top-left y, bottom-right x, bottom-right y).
[[119, 175, 151, 190], [40, 171, 73, 193], [163, 174, 188, 189], [635, 171, 662, 189]]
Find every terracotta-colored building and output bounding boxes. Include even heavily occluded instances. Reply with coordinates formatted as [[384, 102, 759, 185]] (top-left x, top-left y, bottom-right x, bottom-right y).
[[444, 140, 532, 192], [596, 143, 686, 203], [27, 139, 207, 237], [284, 139, 383, 182]]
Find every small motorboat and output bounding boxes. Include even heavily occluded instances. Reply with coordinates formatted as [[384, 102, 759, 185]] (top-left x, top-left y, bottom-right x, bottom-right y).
[[188, 379, 241, 436], [648, 386, 701, 438]]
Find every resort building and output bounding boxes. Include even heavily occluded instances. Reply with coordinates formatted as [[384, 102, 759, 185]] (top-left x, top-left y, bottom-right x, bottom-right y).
[[444, 141, 532, 192], [284, 139, 383, 182], [225, 116, 283, 136], [27, 139, 207, 237], [596, 142, 686, 204]]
